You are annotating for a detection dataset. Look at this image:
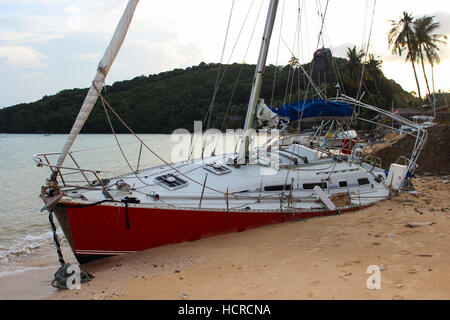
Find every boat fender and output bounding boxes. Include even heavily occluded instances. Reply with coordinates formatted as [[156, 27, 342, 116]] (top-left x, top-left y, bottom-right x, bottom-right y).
[[121, 197, 140, 229]]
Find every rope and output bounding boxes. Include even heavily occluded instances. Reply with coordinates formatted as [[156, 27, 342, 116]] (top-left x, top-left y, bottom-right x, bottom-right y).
[[97, 96, 301, 202], [48, 211, 93, 289], [98, 93, 227, 195], [51, 263, 93, 290], [49, 212, 65, 267]]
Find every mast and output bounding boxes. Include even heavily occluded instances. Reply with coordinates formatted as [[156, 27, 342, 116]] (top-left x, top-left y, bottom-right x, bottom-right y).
[[238, 0, 279, 164], [52, 0, 139, 177]]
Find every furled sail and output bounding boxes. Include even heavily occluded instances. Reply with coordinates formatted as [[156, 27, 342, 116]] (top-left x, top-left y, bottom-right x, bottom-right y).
[[54, 0, 139, 170], [269, 99, 354, 122]]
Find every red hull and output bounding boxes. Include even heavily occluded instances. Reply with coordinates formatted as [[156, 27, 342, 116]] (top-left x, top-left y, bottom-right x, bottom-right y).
[[56, 203, 369, 264]]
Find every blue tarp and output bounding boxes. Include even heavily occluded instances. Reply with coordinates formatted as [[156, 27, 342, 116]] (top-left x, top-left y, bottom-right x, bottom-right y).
[[269, 99, 354, 121]]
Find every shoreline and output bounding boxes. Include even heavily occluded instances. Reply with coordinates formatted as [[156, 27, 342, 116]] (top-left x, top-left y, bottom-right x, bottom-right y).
[[1, 176, 449, 300]]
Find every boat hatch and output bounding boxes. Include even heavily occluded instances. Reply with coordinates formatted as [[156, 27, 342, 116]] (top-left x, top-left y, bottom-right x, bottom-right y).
[[357, 178, 370, 186], [203, 163, 232, 175], [339, 181, 348, 188], [154, 174, 188, 190]]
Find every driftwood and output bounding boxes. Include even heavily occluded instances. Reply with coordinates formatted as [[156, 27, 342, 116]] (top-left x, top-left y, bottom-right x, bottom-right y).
[[406, 221, 436, 228]]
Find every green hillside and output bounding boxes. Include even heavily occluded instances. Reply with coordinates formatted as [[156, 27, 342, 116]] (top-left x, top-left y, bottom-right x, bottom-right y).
[[0, 59, 419, 133]]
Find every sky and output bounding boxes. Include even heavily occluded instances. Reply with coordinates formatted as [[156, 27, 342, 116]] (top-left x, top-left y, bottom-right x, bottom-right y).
[[0, 0, 449, 108]]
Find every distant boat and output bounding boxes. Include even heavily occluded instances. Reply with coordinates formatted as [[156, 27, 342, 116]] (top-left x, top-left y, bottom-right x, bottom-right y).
[[34, 0, 428, 264]]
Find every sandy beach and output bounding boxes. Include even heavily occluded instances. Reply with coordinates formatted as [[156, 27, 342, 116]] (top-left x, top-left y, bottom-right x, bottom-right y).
[[1, 176, 449, 300]]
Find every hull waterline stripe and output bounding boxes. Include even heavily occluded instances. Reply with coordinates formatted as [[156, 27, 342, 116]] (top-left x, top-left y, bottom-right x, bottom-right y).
[[76, 250, 136, 255]]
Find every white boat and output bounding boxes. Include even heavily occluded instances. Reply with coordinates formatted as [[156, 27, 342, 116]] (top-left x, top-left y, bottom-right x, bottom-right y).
[[35, 0, 428, 264]]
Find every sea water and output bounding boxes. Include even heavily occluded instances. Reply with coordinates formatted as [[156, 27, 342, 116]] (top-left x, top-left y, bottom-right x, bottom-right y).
[[0, 132, 243, 276], [0, 134, 182, 275]]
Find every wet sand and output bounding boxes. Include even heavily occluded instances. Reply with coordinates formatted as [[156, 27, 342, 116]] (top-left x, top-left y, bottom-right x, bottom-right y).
[[2, 176, 449, 300]]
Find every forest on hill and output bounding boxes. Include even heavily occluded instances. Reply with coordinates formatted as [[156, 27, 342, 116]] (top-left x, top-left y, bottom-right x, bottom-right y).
[[0, 58, 420, 134]]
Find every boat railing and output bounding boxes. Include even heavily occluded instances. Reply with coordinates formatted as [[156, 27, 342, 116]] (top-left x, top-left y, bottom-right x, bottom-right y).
[[368, 155, 382, 169], [395, 155, 419, 172], [333, 95, 428, 181], [33, 151, 113, 198]]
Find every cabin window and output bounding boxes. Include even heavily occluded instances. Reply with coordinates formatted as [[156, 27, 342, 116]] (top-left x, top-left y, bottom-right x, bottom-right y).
[[203, 163, 231, 175], [339, 181, 348, 188], [303, 182, 327, 190], [357, 178, 370, 186], [154, 174, 188, 190], [264, 185, 292, 192]]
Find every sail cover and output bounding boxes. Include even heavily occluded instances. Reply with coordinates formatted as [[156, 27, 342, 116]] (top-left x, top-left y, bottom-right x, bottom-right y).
[[269, 99, 354, 122]]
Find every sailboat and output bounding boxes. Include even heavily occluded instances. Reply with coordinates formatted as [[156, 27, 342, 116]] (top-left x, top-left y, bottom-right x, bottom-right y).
[[35, 0, 427, 264]]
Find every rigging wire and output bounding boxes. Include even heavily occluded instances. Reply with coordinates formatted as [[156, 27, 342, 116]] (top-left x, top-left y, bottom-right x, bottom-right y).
[[203, 0, 235, 132], [270, 0, 286, 107], [213, 0, 264, 155], [356, 0, 377, 101], [196, 0, 263, 159]]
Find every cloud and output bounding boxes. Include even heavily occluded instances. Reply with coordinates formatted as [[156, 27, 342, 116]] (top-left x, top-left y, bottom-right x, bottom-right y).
[[0, 30, 62, 44], [0, 45, 45, 68], [67, 53, 101, 63], [330, 43, 359, 59], [20, 72, 48, 80], [432, 11, 450, 35]]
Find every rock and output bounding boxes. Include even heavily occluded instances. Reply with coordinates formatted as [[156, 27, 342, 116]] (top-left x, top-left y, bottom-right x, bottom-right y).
[[406, 221, 436, 228], [386, 233, 394, 238], [174, 270, 180, 273], [379, 265, 387, 271], [321, 258, 329, 261]]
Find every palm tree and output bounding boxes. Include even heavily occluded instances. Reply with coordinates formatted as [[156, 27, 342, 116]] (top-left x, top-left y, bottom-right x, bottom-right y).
[[388, 12, 422, 107], [344, 46, 365, 90], [365, 54, 382, 81], [365, 54, 383, 100], [413, 15, 448, 102]]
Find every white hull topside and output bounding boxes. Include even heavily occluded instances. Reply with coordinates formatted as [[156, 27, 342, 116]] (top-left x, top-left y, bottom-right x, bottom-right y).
[[65, 143, 389, 211]]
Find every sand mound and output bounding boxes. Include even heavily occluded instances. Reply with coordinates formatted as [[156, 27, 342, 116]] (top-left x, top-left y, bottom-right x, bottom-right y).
[[367, 124, 450, 176]]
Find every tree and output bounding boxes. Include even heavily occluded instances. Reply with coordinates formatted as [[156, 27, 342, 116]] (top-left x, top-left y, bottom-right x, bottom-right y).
[[413, 15, 447, 101], [343, 46, 365, 91], [365, 54, 383, 103], [388, 12, 422, 107]]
